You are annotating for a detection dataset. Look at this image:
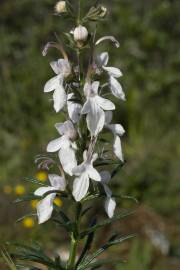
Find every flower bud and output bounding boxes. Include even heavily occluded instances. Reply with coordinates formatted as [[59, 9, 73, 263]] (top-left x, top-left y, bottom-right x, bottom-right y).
[[73, 25, 88, 42], [100, 6, 107, 18], [55, 1, 67, 13]]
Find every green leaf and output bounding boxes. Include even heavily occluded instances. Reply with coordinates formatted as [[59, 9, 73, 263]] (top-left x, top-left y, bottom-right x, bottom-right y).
[[76, 218, 97, 268], [14, 194, 40, 204], [1, 249, 17, 270], [78, 235, 135, 270], [89, 258, 125, 269], [11, 243, 65, 270], [80, 211, 134, 238], [15, 213, 37, 223]]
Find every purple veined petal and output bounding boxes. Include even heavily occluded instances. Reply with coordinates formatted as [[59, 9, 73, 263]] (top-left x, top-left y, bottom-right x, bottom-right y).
[[55, 121, 76, 139], [72, 173, 90, 201], [87, 165, 101, 182], [36, 193, 56, 224], [103, 66, 122, 78], [53, 85, 66, 113], [97, 52, 109, 67], [113, 135, 124, 162], [81, 99, 91, 114], [104, 197, 116, 218], [50, 59, 63, 75], [108, 124, 125, 136], [95, 96, 115, 111], [105, 111, 113, 125], [48, 174, 66, 191], [59, 147, 77, 176], [109, 76, 125, 100], [50, 59, 71, 77], [86, 103, 105, 136], [47, 137, 65, 153], [34, 186, 55, 196], [44, 75, 60, 93], [100, 171, 111, 184], [72, 162, 86, 176]]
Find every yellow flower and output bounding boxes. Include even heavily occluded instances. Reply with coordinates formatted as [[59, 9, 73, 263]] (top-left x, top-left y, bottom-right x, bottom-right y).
[[3, 185, 12, 194], [31, 200, 38, 209], [36, 171, 48, 182], [15, 185, 25, 195], [54, 197, 63, 207], [22, 217, 35, 229]]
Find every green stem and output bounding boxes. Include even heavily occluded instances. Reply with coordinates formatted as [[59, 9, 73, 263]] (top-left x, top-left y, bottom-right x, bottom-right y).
[[67, 234, 78, 270]]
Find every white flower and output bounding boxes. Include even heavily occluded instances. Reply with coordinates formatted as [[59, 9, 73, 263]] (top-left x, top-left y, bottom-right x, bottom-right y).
[[81, 81, 115, 136], [105, 111, 125, 162], [47, 120, 77, 175], [55, 1, 67, 13], [67, 93, 82, 123], [73, 25, 88, 42], [97, 52, 125, 100], [100, 171, 116, 218], [44, 59, 71, 112], [72, 151, 101, 201], [34, 174, 66, 224]]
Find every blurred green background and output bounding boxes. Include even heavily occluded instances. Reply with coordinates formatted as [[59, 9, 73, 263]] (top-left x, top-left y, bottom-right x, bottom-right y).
[[0, 0, 180, 269]]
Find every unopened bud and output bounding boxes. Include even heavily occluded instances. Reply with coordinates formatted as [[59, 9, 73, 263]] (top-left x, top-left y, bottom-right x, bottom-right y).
[[55, 1, 67, 13], [100, 6, 107, 18], [73, 25, 88, 42]]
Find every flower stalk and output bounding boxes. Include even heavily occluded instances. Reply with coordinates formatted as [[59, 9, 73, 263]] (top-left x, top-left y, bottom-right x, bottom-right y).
[[9, 1, 134, 270]]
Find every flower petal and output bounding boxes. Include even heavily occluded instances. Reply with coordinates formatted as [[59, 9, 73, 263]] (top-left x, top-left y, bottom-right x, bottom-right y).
[[86, 103, 105, 136], [88, 166, 101, 181], [95, 96, 115, 111], [92, 81, 100, 94], [53, 85, 66, 113], [55, 121, 76, 139], [47, 137, 65, 152], [44, 75, 60, 93], [108, 124, 125, 136], [67, 95, 82, 123], [81, 100, 91, 114], [59, 147, 77, 176], [34, 186, 55, 196], [97, 52, 109, 67], [105, 197, 116, 218], [72, 173, 89, 201], [110, 76, 125, 100], [36, 194, 56, 224], [103, 66, 122, 78], [113, 135, 124, 162], [48, 174, 66, 191]]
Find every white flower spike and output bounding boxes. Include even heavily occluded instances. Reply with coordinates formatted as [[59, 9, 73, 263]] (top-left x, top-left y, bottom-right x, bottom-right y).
[[44, 59, 71, 112], [34, 174, 66, 224], [81, 81, 115, 136], [105, 111, 125, 162], [100, 171, 116, 218], [72, 151, 101, 201], [47, 120, 77, 175]]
